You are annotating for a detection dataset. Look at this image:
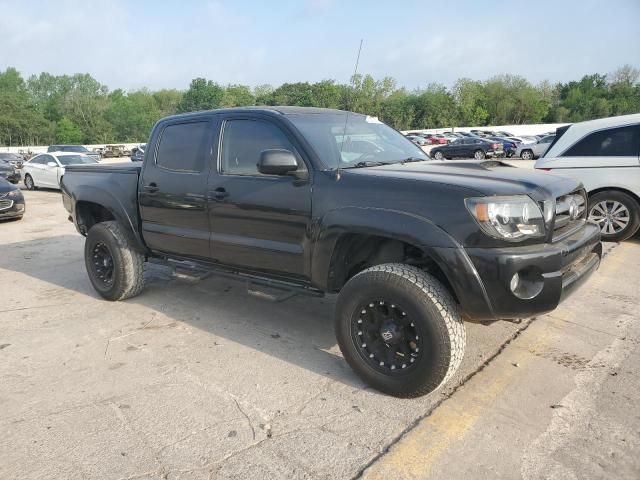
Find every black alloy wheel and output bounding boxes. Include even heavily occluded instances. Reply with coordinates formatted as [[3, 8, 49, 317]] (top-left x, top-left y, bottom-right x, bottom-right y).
[[351, 300, 422, 374], [90, 242, 115, 287]]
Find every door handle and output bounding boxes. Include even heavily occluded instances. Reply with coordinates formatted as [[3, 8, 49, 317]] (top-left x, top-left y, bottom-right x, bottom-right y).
[[143, 183, 159, 194], [211, 187, 229, 200]]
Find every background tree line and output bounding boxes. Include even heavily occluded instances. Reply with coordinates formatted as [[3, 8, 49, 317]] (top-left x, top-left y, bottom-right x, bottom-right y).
[[0, 65, 638, 146]]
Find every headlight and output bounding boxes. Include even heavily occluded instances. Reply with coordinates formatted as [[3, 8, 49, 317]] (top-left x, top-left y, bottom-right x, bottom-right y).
[[465, 195, 545, 241], [6, 189, 23, 199]]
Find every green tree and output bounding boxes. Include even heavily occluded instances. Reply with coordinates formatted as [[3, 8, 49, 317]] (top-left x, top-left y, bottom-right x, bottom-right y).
[[311, 80, 346, 109], [452, 78, 488, 126], [221, 84, 255, 107], [177, 78, 224, 113], [55, 116, 83, 143], [380, 89, 415, 130], [272, 82, 315, 106], [254, 84, 274, 105], [153, 89, 183, 117], [411, 83, 458, 128]]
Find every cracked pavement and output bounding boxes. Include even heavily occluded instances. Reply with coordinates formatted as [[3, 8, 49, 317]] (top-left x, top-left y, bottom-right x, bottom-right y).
[[1, 188, 638, 479]]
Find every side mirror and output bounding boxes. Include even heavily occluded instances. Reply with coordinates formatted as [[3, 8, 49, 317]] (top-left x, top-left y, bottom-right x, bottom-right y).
[[258, 149, 299, 175], [47, 161, 58, 167]]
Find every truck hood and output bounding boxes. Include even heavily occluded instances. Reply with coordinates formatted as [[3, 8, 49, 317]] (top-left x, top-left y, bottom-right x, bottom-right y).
[[344, 160, 581, 198]]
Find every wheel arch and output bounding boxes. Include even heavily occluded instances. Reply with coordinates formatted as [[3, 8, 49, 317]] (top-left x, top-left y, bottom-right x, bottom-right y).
[[587, 186, 640, 207], [70, 184, 146, 253], [311, 207, 460, 292]]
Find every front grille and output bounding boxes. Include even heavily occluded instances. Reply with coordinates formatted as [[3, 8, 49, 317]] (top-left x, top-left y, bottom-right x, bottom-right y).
[[553, 190, 587, 241], [0, 199, 14, 211]]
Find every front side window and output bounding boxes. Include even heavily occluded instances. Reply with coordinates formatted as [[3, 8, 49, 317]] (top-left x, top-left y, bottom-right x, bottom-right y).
[[562, 125, 640, 157], [221, 119, 299, 176], [287, 114, 428, 168], [156, 121, 209, 172]]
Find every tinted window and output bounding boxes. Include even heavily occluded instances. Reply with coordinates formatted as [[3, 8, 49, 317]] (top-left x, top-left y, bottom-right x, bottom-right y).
[[221, 119, 298, 175], [156, 121, 209, 172], [539, 136, 554, 144], [30, 155, 47, 165], [562, 125, 640, 157]]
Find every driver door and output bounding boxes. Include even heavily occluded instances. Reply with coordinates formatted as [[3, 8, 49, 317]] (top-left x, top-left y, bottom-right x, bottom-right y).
[[207, 116, 312, 278]]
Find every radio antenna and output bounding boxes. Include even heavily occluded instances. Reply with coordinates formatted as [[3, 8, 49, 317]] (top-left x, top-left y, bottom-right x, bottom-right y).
[[337, 38, 363, 181]]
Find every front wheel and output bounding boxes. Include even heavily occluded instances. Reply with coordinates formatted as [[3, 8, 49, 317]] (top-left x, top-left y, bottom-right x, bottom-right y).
[[335, 264, 466, 398], [588, 191, 640, 241], [84, 221, 146, 300], [521, 149, 533, 160], [433, 151, 444, 160], [24, 174, 36, 190]]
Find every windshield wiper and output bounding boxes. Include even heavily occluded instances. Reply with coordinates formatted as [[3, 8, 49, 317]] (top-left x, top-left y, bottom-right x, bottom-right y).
[[400, 156, 428, 164], [344, 160, 392, 169]]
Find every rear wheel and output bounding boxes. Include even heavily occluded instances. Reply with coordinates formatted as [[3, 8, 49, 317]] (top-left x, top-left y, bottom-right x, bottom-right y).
[[588, 191, 640, 242], [84, 221, 146, 300], [521, 149, 533, 160], [474, 149, 486, 160], [24, 174, 36, 190], [335, 264, 466, 398]]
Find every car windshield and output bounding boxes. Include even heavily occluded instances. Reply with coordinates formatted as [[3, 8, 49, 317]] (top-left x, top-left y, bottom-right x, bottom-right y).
[[57, 155, 98, 166], [287, 113, 429, 169], [0, 153, 21, 160], [62, 146, 89, 153]]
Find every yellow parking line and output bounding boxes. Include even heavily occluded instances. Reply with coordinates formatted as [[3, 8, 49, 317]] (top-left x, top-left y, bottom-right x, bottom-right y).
[[363, 251, 618, 480]]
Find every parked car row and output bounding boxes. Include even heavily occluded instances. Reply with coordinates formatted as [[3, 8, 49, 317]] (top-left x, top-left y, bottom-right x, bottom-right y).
[[405, 129, 556, 159]]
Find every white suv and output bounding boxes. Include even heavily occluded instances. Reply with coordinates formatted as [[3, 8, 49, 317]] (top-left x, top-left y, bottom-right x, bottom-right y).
[[535, 114, 640, 241]]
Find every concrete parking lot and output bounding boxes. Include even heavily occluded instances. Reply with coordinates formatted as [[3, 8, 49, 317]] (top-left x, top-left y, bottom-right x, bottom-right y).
[[1, 186, 639, 479]]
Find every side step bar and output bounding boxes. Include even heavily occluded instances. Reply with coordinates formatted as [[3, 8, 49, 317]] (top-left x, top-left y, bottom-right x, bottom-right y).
[[152, 257, 325, 303]]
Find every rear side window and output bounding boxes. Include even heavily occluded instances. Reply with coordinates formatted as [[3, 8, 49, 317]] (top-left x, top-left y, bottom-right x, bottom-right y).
[[562, 125, 640, 157], [221, 119, 297, 176], [156, 121, 209, 172]]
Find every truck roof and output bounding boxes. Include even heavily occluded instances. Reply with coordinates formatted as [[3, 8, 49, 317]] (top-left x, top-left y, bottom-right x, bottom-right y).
[[161, 106, 364, 122]]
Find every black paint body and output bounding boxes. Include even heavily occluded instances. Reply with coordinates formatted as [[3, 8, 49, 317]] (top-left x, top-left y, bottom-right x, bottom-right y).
[[61, 107, 601, 320]]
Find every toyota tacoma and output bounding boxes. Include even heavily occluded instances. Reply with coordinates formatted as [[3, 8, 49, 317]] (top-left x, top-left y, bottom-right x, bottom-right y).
[[61, 107, 602, 398]]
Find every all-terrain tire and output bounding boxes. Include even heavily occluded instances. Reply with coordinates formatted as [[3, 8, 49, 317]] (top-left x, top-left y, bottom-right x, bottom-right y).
[[84, 221, 145, 301], [335, 263, 466, 398]]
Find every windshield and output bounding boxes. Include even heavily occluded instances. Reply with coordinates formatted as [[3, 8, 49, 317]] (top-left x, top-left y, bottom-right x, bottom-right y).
[[57, 155, 98, 166], [62, 146, 89, 153], [0, 153, 21, 160], [287, 113, 429, 169]]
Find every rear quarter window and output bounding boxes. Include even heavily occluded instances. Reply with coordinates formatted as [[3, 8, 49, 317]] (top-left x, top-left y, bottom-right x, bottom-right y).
[[562, 125, 640, 157], [155, 121, 210, 172]]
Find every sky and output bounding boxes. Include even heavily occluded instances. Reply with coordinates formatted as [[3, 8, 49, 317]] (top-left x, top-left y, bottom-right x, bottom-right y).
[[1, 0, 639, 92]]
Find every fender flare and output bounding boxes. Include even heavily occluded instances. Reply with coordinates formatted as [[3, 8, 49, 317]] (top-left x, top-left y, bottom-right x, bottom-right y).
[[68, 183, 146, 252], [310, 206, 461, 290]]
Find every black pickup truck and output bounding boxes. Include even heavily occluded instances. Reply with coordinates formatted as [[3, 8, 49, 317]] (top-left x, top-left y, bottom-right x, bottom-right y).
[[61, 107, 601, 398]]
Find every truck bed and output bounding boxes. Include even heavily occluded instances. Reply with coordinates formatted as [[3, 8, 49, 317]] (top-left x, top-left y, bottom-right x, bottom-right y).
[[61, 162, 143, 243]]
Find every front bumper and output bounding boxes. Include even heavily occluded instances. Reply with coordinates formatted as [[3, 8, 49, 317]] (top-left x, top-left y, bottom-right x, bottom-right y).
[[433, 222, 602, 321], [0, 198, 25, 219]]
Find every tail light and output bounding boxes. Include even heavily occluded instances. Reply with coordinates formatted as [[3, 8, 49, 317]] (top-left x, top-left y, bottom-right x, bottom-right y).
[[492, 143, 499, 149]]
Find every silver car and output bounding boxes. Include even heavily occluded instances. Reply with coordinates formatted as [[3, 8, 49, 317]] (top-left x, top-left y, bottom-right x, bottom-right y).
[[516, 135, 555, 160]]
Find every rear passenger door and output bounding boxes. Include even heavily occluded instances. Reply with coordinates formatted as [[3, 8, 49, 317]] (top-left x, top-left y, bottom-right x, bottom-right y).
[[139, 118, 216, 259], [207, 115, 312, 278]]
